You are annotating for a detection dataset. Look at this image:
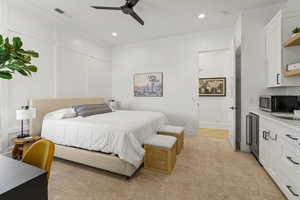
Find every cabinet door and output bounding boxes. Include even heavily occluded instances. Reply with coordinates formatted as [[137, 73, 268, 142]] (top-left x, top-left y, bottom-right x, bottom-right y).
[[259, 126, 270, 168], [266, 11, 282, 87], [268, 131, 282, 179]]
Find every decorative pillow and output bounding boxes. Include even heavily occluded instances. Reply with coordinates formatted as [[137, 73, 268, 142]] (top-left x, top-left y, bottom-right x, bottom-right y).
[[44, 108, 76, 120], [73, 104, 112, 117]]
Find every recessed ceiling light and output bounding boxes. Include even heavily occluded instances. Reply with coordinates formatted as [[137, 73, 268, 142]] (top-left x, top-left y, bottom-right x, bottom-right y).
[[112, 32, 118, 37], [198, 13, 206, 19]]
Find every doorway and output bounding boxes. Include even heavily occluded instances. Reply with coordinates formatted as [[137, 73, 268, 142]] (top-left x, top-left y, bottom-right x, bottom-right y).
[[198, 45, 238, 150]]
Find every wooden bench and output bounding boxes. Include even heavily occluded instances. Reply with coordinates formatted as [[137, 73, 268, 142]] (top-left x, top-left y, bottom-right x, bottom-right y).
[[158, 125, 184, 154], [144, 135, 177, 174]]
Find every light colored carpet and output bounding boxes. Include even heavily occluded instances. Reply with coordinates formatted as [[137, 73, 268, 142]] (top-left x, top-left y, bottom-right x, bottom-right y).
[[48, 135, 286, 200], [200, 128, 229, 139]]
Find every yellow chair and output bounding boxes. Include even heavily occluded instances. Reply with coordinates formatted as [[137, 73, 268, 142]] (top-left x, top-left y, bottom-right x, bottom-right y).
[[22, 139, 55, 180]]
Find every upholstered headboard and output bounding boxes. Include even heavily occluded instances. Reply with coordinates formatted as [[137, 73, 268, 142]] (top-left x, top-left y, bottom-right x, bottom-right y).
[[29, 97, 105, 136]]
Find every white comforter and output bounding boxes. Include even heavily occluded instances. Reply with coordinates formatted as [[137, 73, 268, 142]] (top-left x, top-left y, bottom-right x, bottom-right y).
[[41, 110, 168, 167]]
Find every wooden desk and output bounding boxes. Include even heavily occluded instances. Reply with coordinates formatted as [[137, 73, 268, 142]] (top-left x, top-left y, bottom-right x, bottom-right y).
[[0, 155, 47, 200]]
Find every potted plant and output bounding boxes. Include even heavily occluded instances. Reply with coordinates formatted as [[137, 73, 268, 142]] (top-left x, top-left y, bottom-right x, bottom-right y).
[[0, 34, 39, 80], [292, 27, 300, 38]]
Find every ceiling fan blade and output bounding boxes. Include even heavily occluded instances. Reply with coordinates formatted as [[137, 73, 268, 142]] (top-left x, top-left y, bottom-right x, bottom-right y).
[[129, 10, 144, 25], [91, 6, 121, 10], [127, 0, 140, 7]]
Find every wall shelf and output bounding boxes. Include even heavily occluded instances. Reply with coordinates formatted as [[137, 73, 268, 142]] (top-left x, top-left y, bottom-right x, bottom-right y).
[[284, 68, 300, 77], [283, 33, 300, 47]]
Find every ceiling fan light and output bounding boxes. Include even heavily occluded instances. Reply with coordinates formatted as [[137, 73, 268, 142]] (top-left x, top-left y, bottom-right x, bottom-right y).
[[112, 32, 118, 37]]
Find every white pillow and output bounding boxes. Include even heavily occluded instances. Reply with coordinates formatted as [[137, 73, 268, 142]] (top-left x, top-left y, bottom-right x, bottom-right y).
[[44, 108, 76, 120]]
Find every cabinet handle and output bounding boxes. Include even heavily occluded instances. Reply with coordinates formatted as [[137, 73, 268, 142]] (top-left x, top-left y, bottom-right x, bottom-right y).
[[287, 156, 299, 165], [276, 73, 280, 85], [264, 131, 270, 141], [286, 185, 299, 197], [286, 134, 298, 141]]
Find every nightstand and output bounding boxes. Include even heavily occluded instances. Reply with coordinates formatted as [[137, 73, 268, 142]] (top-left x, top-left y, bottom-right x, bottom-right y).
[[11, 136, 41, 160]]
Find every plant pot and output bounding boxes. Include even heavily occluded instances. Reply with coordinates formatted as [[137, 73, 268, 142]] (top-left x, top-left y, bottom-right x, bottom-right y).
[[292, 33, 299, 38]]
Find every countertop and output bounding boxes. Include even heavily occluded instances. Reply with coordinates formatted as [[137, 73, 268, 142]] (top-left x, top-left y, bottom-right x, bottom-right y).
[[250, 110, 300, 132]]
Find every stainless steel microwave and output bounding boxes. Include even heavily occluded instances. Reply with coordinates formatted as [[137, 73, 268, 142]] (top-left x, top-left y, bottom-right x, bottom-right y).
[[259, 95, 300, 113]]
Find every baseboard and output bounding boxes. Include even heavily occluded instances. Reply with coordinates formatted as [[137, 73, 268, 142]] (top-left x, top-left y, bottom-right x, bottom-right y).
[[199, 121, 231, 130]]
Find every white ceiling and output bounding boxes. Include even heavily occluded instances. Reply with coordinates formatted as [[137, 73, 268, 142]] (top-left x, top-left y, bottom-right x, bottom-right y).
[[26, 0, 285, 46]]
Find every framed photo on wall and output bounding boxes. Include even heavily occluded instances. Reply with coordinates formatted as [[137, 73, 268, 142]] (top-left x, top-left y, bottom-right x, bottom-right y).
[[134, 72, 163, 97], [199, 77, 226, 97]]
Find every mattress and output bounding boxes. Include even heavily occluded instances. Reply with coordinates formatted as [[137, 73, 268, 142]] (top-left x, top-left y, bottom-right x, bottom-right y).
[[41, 110, 168, 167]]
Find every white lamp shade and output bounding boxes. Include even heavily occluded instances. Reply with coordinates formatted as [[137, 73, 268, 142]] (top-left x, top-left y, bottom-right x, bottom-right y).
[[16, 108, 36, 120]]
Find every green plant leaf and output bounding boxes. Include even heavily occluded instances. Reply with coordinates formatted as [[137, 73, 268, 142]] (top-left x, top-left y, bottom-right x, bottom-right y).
[[0, 35, 3, 45], [0, 71, 12, 79], [16, 68, 29, 76], [17, 49, 39, 58], [24, 65, 37, 72], [0, 35, 39, 79], [0, 48, 10, 56], [13, 37, 23, 50]]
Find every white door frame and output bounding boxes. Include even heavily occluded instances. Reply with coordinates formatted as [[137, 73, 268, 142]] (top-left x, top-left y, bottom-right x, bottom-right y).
[[197, 45, 237, 150]]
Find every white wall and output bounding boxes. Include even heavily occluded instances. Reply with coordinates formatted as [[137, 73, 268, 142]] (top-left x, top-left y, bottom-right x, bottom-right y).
[[112, 29, 233, 135], [198, 50, 234, 130], [0, 0, 112, 152]]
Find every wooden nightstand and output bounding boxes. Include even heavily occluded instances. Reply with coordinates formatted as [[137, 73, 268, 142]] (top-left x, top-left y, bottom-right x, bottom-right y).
[[11, 136, 41, 160]]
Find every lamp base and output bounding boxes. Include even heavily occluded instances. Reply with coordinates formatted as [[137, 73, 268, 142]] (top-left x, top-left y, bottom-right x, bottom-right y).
[[17, 134, 30, 139]]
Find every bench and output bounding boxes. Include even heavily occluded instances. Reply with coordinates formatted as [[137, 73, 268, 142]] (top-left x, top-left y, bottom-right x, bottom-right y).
[[144, 135, 177, 174], [158, 125, 184, 154]]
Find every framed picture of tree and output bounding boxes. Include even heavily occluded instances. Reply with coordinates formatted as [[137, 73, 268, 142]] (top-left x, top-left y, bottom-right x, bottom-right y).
[[134, 72, 163, 97], [199, 77, 226, 97]]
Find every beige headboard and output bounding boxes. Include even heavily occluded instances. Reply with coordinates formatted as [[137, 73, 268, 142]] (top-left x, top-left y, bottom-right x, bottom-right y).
[[29, 97, 105, 136]]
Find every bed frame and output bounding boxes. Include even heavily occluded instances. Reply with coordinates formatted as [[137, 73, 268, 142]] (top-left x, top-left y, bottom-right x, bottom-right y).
[[29, 97, 139, 177]]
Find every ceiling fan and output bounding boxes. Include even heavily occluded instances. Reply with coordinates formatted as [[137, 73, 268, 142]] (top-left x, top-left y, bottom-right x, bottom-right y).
[[91, 0, 144, 26]]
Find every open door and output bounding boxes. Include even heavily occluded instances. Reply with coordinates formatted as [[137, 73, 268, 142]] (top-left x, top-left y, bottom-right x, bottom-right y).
[[198, 46, 236, 149]]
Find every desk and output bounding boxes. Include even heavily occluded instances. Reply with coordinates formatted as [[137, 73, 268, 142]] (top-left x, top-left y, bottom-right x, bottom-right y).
[[0, 155, 47, 200]]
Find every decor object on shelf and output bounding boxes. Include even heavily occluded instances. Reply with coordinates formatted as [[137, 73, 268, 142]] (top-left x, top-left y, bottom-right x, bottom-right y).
[[199, 77, 226, 97], [16, 106, 36, 138], [284, 31, 300, 47], [286, 62, 300, 71], [292, 27, 300, 38], [134, 72, 163, 97], [0, 34, 39, 80]]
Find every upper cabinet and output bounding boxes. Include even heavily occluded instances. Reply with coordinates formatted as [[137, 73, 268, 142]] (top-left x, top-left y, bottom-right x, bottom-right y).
[[265, 10, 300, 87]]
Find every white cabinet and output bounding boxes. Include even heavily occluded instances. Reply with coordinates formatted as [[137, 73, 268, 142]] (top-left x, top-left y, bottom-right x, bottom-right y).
[[259, 117, 300, 200], [259, 118, 282, 180], [265, 11, 282, 87], [265, 10, 300, 87]]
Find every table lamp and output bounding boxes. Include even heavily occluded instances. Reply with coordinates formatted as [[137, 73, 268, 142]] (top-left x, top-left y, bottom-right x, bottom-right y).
[[16, 106, 36, 138]]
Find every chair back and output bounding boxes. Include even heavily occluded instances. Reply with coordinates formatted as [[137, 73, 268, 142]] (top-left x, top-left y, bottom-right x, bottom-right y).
[[22, 139, 55, 180]]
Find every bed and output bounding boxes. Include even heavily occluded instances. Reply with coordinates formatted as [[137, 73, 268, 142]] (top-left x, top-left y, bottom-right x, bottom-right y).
[[29, 97, 168, 177]]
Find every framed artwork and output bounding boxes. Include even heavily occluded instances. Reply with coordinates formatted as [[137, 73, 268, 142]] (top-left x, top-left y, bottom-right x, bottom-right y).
[[134, 72, 163, 97], [199, 77, 226, 97]]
